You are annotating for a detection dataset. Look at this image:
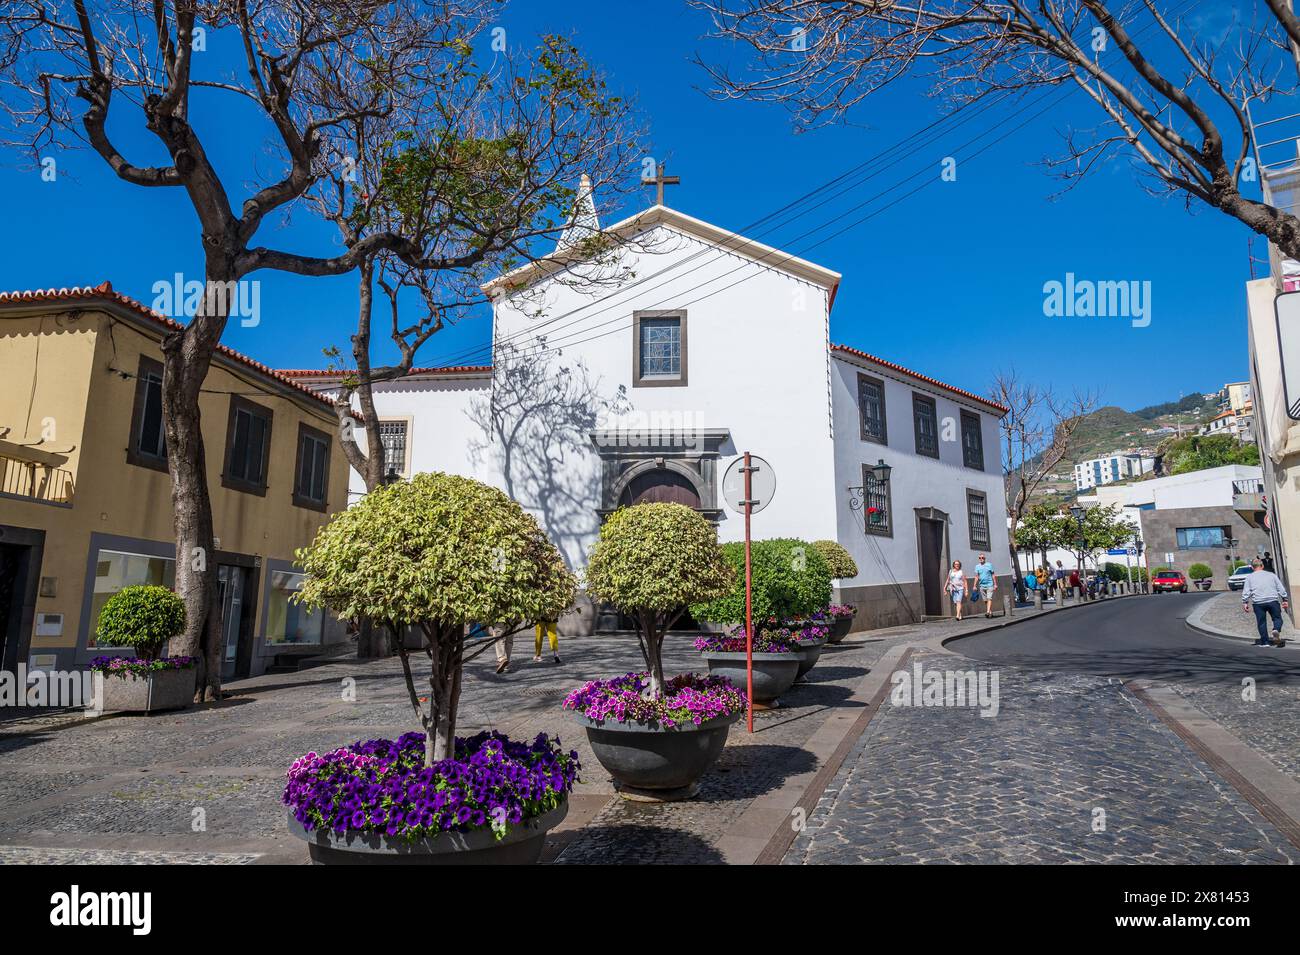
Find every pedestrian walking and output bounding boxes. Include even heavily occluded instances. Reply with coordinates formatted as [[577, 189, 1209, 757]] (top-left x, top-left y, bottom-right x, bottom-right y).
[[974, 554, 997, 617], [1263, 551, 1276, 573], [533, 619, 561, 664], [493, 625, 514, 673], [1052, 561, 1067, 599], [1241, 557, 1289, 647], [945, 559, 967, 621]]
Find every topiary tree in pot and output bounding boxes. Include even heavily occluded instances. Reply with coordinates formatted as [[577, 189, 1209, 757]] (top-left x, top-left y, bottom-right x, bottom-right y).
[[583, 502, 734, 699], [811, 540, 858, 580], [296, 472, 576, 766], [96, 585, 186, 660], [1188, 563, 1214, 590]]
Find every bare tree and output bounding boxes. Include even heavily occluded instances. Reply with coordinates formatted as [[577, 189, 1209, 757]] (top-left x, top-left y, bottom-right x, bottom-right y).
[[696, 1, 1300, 259], [308, 34, 642, 495], [0, 1, 627, 699], [302, 37, 641, 656], [990, 370, 1097, 595]]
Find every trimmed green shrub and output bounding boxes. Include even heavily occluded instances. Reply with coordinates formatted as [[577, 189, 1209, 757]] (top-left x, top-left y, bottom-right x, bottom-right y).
[[692, 538, 833, 626], [584, 502, 734, 698], [812, 540, 858, 580], [1187, 563, 1213, 581], [95, 585, 186, 661], [1102, 562, 1127, 583]]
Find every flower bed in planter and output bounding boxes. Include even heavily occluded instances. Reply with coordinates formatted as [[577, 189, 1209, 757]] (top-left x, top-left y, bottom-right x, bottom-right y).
[[284, 730, 577, 864], [822, 605, 857, 643], [693, 631, 801, 708], [787, 625, 829, 679], [90, 655, 198, 713], [564, 673, 745, 801]]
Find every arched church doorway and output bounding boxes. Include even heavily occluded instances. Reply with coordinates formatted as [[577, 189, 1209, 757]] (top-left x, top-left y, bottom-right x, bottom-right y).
[[618, 468, 702, 508]]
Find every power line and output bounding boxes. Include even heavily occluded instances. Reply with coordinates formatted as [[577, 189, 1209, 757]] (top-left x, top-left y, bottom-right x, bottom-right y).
[[450, 0, 1201, 367]]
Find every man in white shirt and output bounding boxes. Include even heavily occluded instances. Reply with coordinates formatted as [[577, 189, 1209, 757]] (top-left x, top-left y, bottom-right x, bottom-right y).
[[1241, 558, 1289, 647]]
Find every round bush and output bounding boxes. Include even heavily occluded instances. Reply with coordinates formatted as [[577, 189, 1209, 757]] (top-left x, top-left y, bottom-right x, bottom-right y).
[[95, 585, 185, 660], [1187, 563, 1213, 581], [812, 540, 858, 579], [584, 503, 734, 614], [692, 538, 833, 626]]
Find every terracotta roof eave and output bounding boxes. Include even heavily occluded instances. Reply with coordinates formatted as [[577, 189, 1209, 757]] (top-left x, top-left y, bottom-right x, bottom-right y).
[[830, 343, 1009, 414], [0, 283, 334, 411], [279, 365, 493, 380]]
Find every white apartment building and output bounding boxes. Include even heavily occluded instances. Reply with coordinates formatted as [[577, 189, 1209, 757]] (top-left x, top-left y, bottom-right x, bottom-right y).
[[1073, 452, 1155, 491]]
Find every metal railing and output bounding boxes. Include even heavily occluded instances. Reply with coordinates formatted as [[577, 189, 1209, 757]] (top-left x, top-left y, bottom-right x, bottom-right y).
[[1233, 479, 1265, 496], [0, 454, 73, 504]]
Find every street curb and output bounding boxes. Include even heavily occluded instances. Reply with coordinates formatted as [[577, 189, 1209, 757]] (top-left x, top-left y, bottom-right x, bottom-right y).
[[728, 643, 914, 866], [938, 592, 1141, 652], [1185, 593, 1299, 648], [1127, 681, 1300, 853]]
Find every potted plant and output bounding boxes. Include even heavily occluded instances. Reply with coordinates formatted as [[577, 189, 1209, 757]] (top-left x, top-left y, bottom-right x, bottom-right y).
[[811, 541, 859, 642], [821, 604, 858, 643], [1189, 563, 1214, 591], [571, 502, 741, 801], [693, 627, 802, 704], [285, 472, 579, 864], [692, 538, 834, 682], [91, 585, 196, 713]]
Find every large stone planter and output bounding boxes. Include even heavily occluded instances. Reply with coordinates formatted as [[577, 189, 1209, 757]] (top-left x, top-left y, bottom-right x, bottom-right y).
[[93, 667, 195, 714], [578, 710, 742, 801], [288, 801, 568, 865], [700, 651, 799, 708], [793, 636, 826, 680], [827, 615, 854, 644]]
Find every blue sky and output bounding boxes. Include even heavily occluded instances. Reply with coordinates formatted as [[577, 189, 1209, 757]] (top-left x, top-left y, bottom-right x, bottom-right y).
[[0, 1, 1257, 409]]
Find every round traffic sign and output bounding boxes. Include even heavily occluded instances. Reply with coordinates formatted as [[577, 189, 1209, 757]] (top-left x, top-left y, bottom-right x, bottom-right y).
[[722, 455, 776, 514]]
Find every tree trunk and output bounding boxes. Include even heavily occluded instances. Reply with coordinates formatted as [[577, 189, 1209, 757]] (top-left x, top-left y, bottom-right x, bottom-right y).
[[333, 261, 394, 659], [425, 623, 460, 766], [644, 614, 666, 700], [162, 265, 232, 702]]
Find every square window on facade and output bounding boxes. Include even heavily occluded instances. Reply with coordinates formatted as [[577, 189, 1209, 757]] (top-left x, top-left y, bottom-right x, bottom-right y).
[[634, 311, 687, 386]]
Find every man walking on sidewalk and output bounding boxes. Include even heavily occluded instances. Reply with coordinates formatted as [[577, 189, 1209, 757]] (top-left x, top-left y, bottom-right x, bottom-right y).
[[1241, 557, 1289, 647], [974, 554, 997, 618]]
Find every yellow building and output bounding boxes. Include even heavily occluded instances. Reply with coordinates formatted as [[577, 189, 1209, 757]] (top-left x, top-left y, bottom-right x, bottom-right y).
[[0, 283, 349, 680]]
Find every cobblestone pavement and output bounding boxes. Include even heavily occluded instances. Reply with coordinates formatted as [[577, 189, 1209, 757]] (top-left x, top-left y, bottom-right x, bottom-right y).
[[0, 628, 911, 864], [1192, 591, 1300, 643], [1169, 681, 1300, 785], [783, 646, 1300, 865]]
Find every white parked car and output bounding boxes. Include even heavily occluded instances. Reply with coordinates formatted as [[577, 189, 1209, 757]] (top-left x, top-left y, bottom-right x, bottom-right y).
[[1227, 565, 1254, 591]]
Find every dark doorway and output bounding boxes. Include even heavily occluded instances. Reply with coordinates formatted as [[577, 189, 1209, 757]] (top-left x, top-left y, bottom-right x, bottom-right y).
[[217, 562, 258, 681], [918, 517, 945, 617], [619, 469, 702, 508], [0, 526, 44, 674]]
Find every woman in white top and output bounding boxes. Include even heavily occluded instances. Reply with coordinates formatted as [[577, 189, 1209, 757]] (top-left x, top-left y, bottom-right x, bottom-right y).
[[945, 560, 967, 621]]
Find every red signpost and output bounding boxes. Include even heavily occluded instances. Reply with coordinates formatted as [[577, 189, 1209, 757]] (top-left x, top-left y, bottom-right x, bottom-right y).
[[722, 451, 773, 736], [742, 451, 754, 734]]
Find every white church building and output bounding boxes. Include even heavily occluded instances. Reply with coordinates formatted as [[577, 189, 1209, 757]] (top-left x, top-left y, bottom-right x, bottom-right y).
[[284, 191, 1010, 632]]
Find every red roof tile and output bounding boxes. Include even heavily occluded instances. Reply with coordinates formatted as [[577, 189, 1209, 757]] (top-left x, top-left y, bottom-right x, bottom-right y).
[[0, 282, 333, 408], [830, 343, 1008, 414], [279, 366, 493, 379]]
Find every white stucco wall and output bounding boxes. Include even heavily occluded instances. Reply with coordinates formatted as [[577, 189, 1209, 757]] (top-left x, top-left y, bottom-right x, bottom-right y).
[[829, 353, 1011, 591], [490, 221, 841, 567]]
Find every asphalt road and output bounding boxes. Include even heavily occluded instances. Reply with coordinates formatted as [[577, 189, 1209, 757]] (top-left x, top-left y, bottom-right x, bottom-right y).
[[952, 592, 1300, 685]]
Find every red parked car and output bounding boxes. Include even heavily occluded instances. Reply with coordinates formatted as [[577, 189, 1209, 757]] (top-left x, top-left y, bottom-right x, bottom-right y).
[[1152, 570, 1188, 593]]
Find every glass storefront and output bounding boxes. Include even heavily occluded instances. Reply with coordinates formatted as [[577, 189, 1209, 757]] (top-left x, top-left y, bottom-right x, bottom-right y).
[[88, 549, 176, 647], [265, 570, 323, 645]]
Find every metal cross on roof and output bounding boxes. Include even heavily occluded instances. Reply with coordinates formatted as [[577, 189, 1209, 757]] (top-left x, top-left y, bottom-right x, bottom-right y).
[[642, 162, 680, 206]]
